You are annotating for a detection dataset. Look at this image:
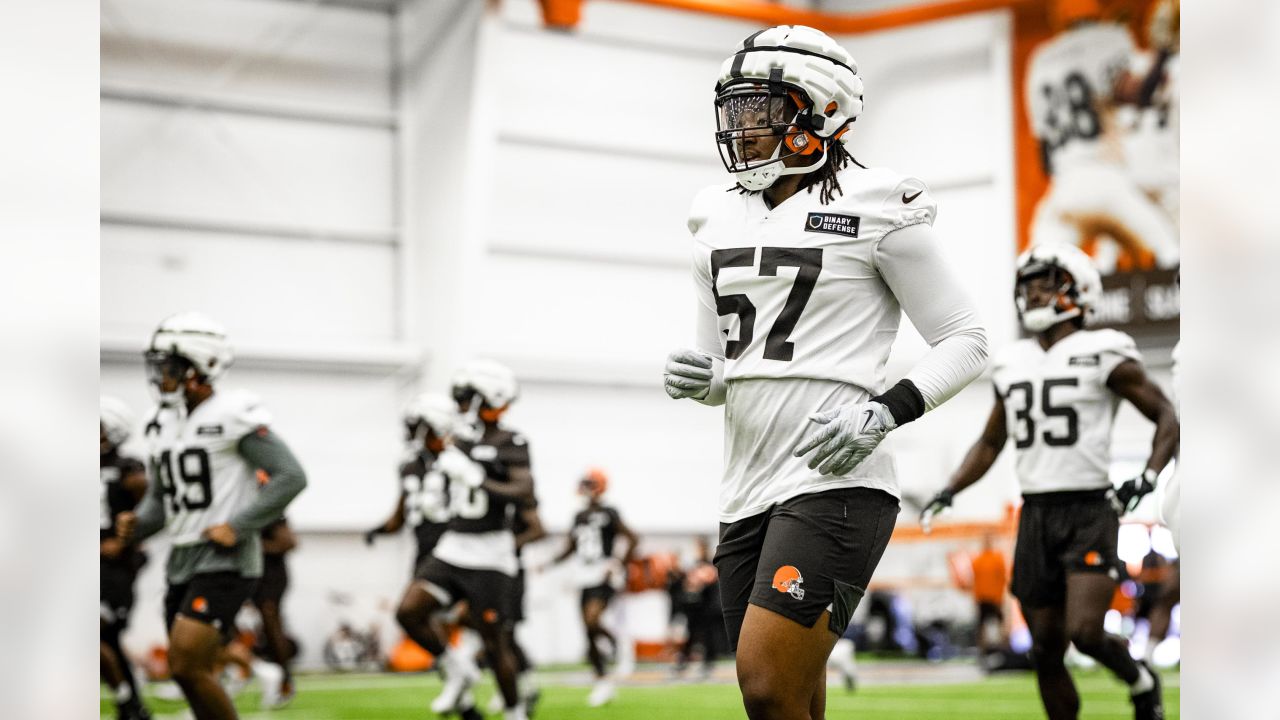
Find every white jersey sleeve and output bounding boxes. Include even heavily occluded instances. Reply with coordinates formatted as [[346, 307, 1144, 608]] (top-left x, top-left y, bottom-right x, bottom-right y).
[[991, 329, 1141, 494], [874, 222, 988, 412]]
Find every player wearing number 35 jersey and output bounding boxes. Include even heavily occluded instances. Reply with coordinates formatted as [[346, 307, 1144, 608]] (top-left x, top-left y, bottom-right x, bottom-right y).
[[663, 25, 988, 720], [922, 243, 1177, 720], [116, 313, 307, 720]]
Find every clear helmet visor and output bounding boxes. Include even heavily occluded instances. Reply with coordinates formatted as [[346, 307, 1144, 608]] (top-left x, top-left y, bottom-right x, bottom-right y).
[[714, 86, 804, 173]]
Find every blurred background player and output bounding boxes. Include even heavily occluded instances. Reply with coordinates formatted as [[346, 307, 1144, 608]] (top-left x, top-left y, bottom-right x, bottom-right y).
[[454, 360, 544, 714], [1136, 545, 1178, 666], [547, 468, 638, 706], [664, 24, 988, 720], [252, 518, 297, 708], [971, 534, 1010, 664], [398, 360, 535, 720], [668, 536, 722, 682], [1026, 0, 1178, 272], [380, 391, 483, 720], [367, 393, 457, 570], [115, 312, 307, 720], [101, 397, 153, 720], [921, 244, 1178, 719], [493, 486, 546, 714]]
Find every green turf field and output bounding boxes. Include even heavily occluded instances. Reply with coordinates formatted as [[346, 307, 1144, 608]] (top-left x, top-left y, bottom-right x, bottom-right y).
[[102, 665, 1179, 719]]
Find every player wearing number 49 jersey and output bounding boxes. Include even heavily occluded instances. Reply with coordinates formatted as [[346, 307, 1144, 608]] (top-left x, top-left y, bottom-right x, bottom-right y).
[[664, 24, 988, 720], [921, 243, 1178, 720], [116, 313, 307, 720]]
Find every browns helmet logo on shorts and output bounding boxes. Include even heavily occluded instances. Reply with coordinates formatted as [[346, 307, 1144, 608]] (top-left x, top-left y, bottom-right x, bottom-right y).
[[771, 565, 805, 600]]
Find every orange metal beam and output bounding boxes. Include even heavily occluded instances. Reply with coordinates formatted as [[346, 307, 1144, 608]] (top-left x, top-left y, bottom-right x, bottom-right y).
[[549, 0, 1032, 34]]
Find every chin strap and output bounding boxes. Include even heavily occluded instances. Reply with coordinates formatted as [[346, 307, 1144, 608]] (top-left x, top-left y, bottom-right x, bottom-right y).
[[734, 138, 829, 191]]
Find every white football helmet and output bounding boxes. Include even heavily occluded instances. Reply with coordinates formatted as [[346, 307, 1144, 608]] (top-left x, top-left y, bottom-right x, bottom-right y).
[[403, 392, 458, 445], [1015, 242, 1103, 332], [144, 312, 233, 404], [100, 396, 136, 449], [714, 25, 864, 191], [452, 359, 519, 410]]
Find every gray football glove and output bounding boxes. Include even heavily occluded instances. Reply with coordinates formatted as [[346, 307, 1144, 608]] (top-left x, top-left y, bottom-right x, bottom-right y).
[[664, 349, 715, 400], [794, 401, 897, 476]]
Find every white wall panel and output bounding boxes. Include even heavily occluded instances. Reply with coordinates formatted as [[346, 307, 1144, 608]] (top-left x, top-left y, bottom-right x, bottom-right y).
[[102, 0, 392, 110], [489, 26, 724, 159], [468, 254, 694, 369], [102, 99, 394, 233], [101, 225, 397, 346], [837, 13, 1009, 183], [487, 140, 723, 264]]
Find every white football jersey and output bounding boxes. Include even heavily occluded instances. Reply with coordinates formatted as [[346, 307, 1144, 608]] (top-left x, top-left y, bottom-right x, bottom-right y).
[[143, 389, 272, 546], [990, 329, 1140, 494], [689, 166, 936, 521], [1026, 23, 1135, 174]]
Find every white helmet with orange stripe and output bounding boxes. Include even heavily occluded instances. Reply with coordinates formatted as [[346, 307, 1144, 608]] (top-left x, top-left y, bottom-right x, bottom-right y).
[[1015, 242, 1103, 332], [714, 25, 864, 191]]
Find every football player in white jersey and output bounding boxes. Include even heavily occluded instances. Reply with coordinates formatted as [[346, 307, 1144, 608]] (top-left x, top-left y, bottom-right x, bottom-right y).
[[1026, 0, 1178, 272], [921, 243, 1178, 720], [398, 360, 536, 720], [115, 313, 307, 720], [663, 25, 988, 720]]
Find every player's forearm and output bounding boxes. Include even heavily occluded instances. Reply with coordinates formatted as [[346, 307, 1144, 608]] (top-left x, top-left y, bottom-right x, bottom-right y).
[[515, 524, 546, 551], [621, 535, 639, 565], [481, 472, 533, 502], [231, 431, 307, 535], [947, 441, 1001, 496], [380, 499, 407, 533], [552, 541, 576, 564], [1145, 407, 1180, 474], [127, 465, 169, 542]]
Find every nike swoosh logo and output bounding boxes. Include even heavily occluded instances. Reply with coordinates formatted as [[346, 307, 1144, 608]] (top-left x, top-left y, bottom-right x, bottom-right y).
[[902, 190, 923, 204], [859, 410, 876, 433]]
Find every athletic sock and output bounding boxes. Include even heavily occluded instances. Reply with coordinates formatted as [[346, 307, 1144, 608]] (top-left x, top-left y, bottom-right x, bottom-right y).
[[1130, 663, 1155, 695], [114, 682, 134, 704]]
